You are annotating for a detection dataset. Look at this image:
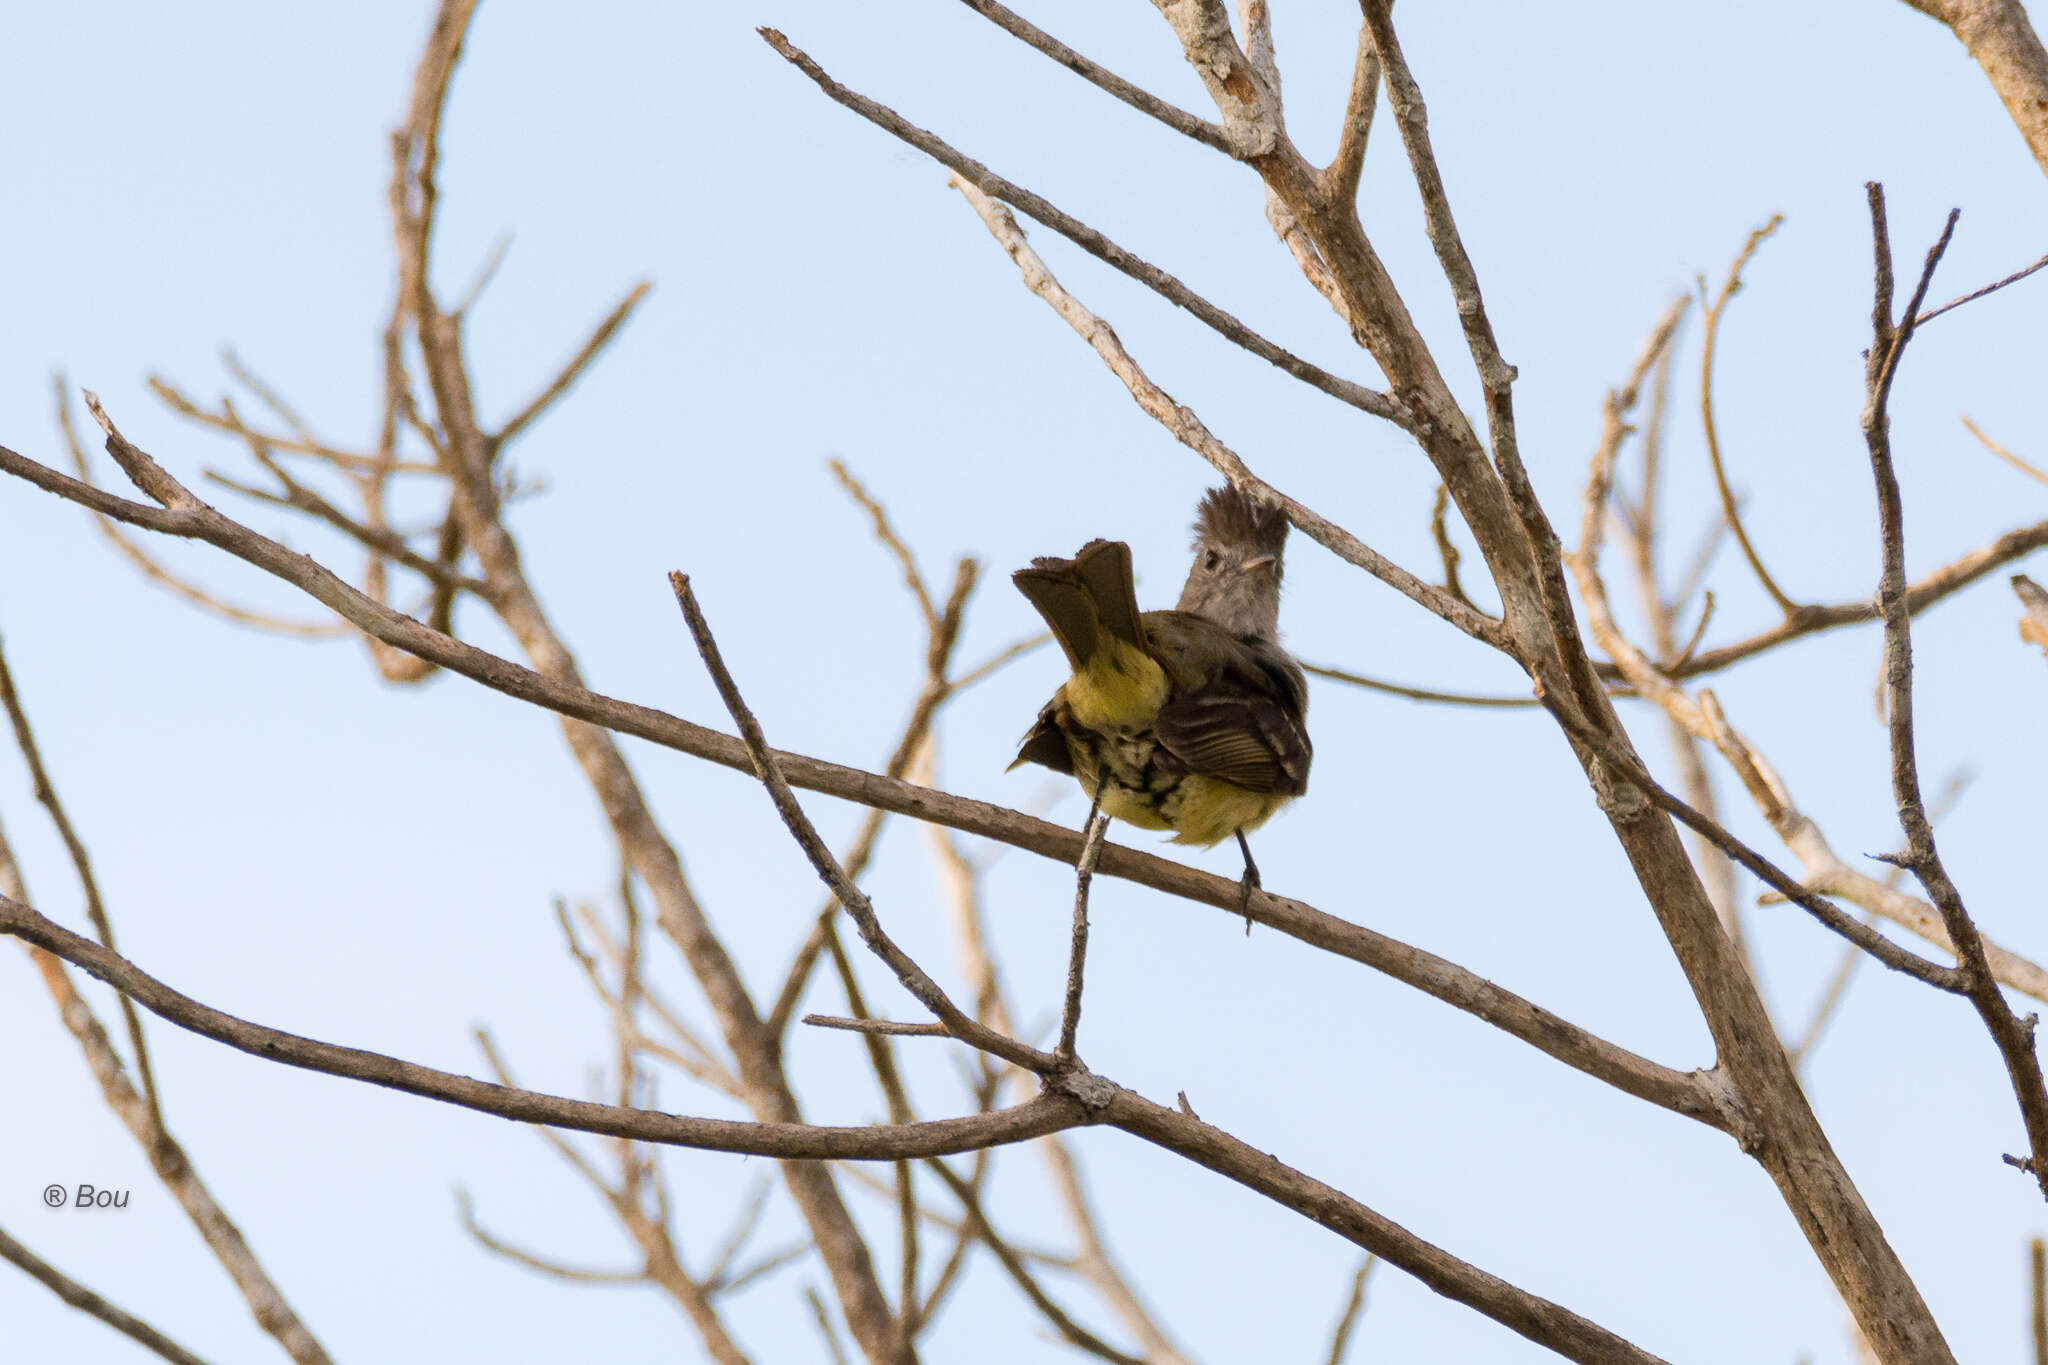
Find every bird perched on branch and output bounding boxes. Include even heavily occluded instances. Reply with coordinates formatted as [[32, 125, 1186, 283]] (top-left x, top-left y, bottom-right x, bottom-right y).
[[1010, 485, 1311, 928]]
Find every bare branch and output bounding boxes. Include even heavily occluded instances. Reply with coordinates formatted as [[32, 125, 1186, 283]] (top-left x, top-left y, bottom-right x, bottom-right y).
[[807, 1285, 853, 1365], [0, 1225, 214, 1365], [1108, 1089, 1671, 1364], [1361, 2, 1515, 409], [449, 232, 513, 315], [0, 632, 164, 1135], [2035, 1236, 2047, 1365], [1651, 515, 2048, 679], [671, 571, 1050, 1075], [1360, 0, 1606, 731], [454, 1188, 644, 1284], [1326, 18, 1380, 204], [1429, 483, 1471, 607], [946, 173, 1509, 653], [1301, 662, 1546, 708], [1861, 184, 2048, 1194], [701, 1178, 775, 1291], [758, 27, 1414, 430], [7, 932, 334, 1363], [150, 377, 441, 475], [1787, 770, 1973, 1068], [1324, 1255, 1377, 1365], [0, 426, 1723, 1129], [954, 0, 1229, 153], [496, 281, 652, 445], [1965, 416, 2048, 487], [1698, 215, 1798, 618], [830, 459, 936, 629], [1895, 0, 2048, 180], [202, 465, 493, 601], [1055, 811, 1109, 1063], [1568, 312, 1965, 994], [1914, 246, 2048, 327], [948, 632, 1049, 690], [0, 890, 1089, 1161], [1604, 300, 1751, 966], [55, 383, 345, 638], [923, 1158, 1143, 1365], [805, 1015, 952, 1038]]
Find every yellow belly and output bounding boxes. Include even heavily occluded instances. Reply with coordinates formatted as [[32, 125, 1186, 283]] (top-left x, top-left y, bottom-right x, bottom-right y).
[[1064, 637, 1168, 732], [1158, 777, 1290, 847], [1091, 772, 1290, 848]]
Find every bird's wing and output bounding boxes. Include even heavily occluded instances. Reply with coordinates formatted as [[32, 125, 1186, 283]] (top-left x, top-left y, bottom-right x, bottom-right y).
[[1008, 689, 1076, 775], [1147, 618, 1312, 796]]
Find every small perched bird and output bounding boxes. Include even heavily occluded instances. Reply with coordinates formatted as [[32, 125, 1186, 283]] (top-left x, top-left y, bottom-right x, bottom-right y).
[[1010, 485, 1311, 926]]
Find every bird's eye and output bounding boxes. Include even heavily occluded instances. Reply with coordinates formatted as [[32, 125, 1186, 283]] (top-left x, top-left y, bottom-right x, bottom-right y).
[[1202, 550, 1221, 572]]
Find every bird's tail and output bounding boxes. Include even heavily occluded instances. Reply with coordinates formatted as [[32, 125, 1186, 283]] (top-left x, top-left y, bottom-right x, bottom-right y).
[[1012, 539, 1165, 730]]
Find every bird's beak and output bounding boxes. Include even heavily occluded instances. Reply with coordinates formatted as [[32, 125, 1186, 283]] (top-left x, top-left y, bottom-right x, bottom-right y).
[[1240, 555, 1277, 575]]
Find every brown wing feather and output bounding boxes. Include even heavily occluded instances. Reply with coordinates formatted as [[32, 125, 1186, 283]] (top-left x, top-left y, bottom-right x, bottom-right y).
[[1153, 686, 1309, 795], [1009, 692, 1076, 775]]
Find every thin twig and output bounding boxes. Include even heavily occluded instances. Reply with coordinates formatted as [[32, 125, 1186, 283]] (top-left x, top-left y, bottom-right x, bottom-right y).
[[1324, 1255, 1377, 1365], [701, 1179, 774, 1290], [1698, 215, 1797, 617], [1360, 2, 1514, 414], [1663, 511, 1729, 625], [1914, 247, 2048, 327], [911, 742, 1192, 1363], [0, 421, 1724, 1128], [454, 1188, 644, 1283], [1662, 591, 1716, 672], [1861, 184, 2048, 1195], [805, 1286, 852, 1365], [55, 382, 345, 638], [2033, 1237, 2046, 1365], [1787, 919, 1875, 1069], [923, 1158, 1144, 1365], [1055, 810, 1109, 1063], [496, 282, 651, 445], [0, 633, 164, 1136], [949, 632, 1049, 691], [1964, 416, 2048, 487], [0, 1225, 215, 1365], [946, 173, 1508, 653], [1605, 299, 1751, 967], [151, 376, 441, 475], [1538, 682, 1963, 994], [1788, 769, 1975, 1068], [954, 0, 1229, 153], [9, 926, 334, 1362], [670, 571, 1050, 1075], [1, 890, 1087, 1159], [1299, 662, 1546, 708], [766, 503, 978, 1047], [713, 1243, 810, 1298], [1429, 483, 1470, 607], [202, 466, 493, 600], [805, 1015, 952, 1038], [758, 27, 1413, 431], [830, 459, 935, 628]]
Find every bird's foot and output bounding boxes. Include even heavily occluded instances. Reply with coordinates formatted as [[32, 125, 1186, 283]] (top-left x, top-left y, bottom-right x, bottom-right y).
[[1238, 863, 1260, 936]]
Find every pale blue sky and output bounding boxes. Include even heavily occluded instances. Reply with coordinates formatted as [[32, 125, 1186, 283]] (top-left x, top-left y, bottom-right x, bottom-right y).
[[4, 3, 2048, 1361]]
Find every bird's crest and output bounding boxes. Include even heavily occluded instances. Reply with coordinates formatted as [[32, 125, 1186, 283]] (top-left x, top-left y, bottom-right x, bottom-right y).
[[1192, 485, 1288, 556]]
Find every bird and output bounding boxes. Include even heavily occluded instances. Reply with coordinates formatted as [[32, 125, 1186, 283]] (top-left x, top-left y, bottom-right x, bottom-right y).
[[1009, 485, 1311, 928]]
